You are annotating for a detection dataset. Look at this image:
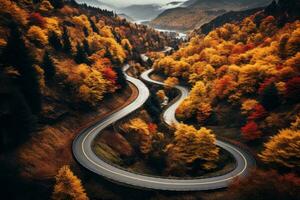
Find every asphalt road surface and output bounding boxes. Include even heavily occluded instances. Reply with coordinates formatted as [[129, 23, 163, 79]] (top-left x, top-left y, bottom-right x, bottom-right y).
[[73, 62, 255, 191]]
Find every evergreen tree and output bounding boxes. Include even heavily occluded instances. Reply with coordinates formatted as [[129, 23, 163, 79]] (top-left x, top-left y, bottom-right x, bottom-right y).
[[75, 43, 89, 64], [62, 26, 72, 53], [145, 87, 162, 122], [49, 0, 64, 9], [104, 48, 113, 60], [113, 66, 127, 89], [0, 74, 36, 151], [41, 51, 56, 83], [88, 17, 99, 33], [49, 31, 62, 51], [147, 58, 153, 67], [124, 42, 131, 55], [83, 27, 89, 37], [83, 39, 91, 56], [52, 165, 89, 200], [260, 83, 280, 111], [279, 34, 289, 59], [264, 0, 280, 16], [2, 22, 41, 114]]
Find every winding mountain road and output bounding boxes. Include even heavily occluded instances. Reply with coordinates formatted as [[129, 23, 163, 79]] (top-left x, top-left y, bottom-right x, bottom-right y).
[[73, 60, 255, 191]]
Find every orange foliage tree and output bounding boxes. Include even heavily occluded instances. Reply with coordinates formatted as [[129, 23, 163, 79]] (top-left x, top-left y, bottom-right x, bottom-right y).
[[260, 128, 300, 168], [123, 118, 153, 154], [166, 123, 219, 174], [52, 165, 89, 200]]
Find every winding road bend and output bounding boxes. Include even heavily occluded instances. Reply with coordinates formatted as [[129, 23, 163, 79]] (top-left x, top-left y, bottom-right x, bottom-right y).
[[73, 60, 255, 191]]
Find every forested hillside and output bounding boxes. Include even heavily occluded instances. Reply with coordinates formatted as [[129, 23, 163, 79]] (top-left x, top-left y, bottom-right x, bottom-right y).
[[150, 0, 300, 198], [154, 0, 300, 172], [149, 0, 270, 31], [0, 0, 173, 149], [0, 0, 174, 199]]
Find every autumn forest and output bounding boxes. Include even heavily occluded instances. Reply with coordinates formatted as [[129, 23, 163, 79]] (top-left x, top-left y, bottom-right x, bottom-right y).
[[0, 0, 299, 200]]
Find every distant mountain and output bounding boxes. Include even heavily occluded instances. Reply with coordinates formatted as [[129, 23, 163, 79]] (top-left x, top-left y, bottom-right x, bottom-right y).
[[150, 8, 226, 31], [161, 1, 185, 10], [150, 0, 271, 31], [118, 13, 134, 22], [118, 4, 164, 21], [75, 0, 116, 11], [195, 0, 300, 35], [183, 0, 270, 10], [196, 7, 265, 34]]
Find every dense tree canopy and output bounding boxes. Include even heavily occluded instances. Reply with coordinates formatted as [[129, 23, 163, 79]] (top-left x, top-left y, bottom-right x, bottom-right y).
[[166, 123, 219, 174], [260, 127, 300, 168]]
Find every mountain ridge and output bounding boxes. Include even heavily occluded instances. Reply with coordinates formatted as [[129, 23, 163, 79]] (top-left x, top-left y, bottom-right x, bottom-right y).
[[150, 0, 271, 31]]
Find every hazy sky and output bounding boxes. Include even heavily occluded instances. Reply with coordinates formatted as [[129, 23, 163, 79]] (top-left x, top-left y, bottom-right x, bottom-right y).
[[104, 0, 185, 6]]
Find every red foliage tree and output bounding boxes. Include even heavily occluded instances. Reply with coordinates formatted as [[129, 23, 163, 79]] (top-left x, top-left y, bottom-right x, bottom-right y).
[[148, 123, 158, 134], [216, 65, 228, 77], [258, 78, 275, 95], [214, 75, 236, 98], [285, 76, 300, 102], [241, 121, 262, 141], [248, 104, 267, 120], [231, 43, 255, 55], [102, 67, 117, 84], [245, 43, 255, 51], [29, 13, 46, 28]]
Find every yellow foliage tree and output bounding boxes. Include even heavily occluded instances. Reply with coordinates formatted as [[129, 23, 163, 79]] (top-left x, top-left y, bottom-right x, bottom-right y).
[[189, 81, 207, 103], [78, 69, 108, 107], [286, 27, 300, 57], [176, 98, 196, 120], [164, 77, 179, 88], [153, 56, 175, 75], [72, 14, 92, 34], [176, 81, 209, 121], [123, 118, 153, 154], [241, 99, 259, 115], [166, 124, 219, 172], [27, 25, 48, 46], [196, 103, 212, 123], [241, 17, 257, 34], [156, 89, 166, 102], [259, 128, 300, 168], [39, 0, 53, 12], [45, 17, 61, 35], [0, 0, 29, 25], [52, 165, 89, 200], [284, 52, 300, 72], [100, 26, 114, 38], [121, 38, 132, 53], [88, 34, 126, 63]]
